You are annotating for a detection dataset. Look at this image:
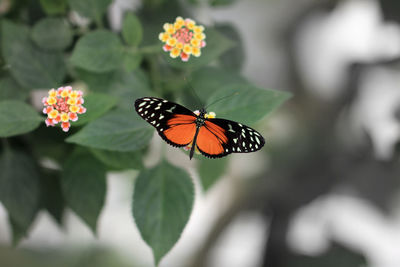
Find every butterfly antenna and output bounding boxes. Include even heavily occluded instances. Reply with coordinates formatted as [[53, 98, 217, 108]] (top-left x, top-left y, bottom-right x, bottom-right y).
[[184, 76, 203, 108], [205, 92, 240, 110]]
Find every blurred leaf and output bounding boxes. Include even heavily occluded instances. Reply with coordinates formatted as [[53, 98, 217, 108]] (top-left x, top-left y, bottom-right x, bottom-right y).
[[164, 28, 234, 69], [61, 149, 106, 233], [30, 125, 73, 163], [189, 66, 248, 103], [124, 51, 143, 71], [72, 93, 117, 126], [40, 0, 67, 15], [70, 30, 124, 73], [198, 157, 228, 191], [216, 23, 245, 71], [68, 0, 112, 21], [0, 75, 29, 101], [0, 149, 41, 239], [31, 18, 72, 51], [91, 148, 143, 170], [0, 100, 42, 137], [206, 83, 291, 125], [9, 216, 26, 245], [66, 110, 154, 152], [288, 242, 367, 267], [109, 70, 153, 110], [74, 69, 118, 93], [75, 69, 152, 107], [209, 0, 236, 6], [133, 160, 194, 265], [122, 13, 143, 47], [40, 169, 65, 225], [1, 20, 66, 88]]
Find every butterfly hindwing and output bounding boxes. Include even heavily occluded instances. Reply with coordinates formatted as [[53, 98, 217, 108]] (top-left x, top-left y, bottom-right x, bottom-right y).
[[134, 97, 196, 148], [197, 118, 265, 158]]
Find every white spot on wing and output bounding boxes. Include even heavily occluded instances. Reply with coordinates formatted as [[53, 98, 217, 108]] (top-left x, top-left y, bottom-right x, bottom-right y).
[[139, 102, 146, 107]]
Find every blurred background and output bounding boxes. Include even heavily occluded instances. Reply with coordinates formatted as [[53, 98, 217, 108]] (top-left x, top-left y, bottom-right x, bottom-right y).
[[2, 0, 400, 266]]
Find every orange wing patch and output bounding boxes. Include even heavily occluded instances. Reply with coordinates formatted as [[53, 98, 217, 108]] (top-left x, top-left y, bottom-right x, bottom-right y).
[[196, 121, 228, 156], [164, 114, 197, 145]]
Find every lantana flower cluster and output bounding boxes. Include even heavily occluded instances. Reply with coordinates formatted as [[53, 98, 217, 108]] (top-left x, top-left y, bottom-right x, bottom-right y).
[[159, 16, 206, 62], [42, 86, 86, 132], [183, 110, 216, 153]]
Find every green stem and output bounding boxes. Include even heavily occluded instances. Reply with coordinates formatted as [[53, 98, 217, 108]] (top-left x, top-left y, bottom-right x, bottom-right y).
[[1, 138, 10, 154], [148, 55, 163, 95], [95, 14, 104, 28], [138, 44, 162, 54]]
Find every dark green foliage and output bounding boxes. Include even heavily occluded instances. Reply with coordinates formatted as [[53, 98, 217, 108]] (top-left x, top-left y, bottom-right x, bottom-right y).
[[0, 101, 42, 137], [61, 149, 107, 233], [1, 20, 66, 88], [133, 160, 194, 265], [0, 149, 41, 239]]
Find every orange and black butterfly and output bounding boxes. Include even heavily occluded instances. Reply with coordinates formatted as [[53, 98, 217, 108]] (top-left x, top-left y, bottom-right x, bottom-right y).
[[135, 97, 265, 159]]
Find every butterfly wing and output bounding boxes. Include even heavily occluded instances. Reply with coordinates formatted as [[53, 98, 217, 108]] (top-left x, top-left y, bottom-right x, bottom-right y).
[[134, 97, 197, 148], [196, 118, 265, 158]]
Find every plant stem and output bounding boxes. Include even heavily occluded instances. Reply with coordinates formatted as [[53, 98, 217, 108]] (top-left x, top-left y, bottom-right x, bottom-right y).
[[148, 55, 163, 95]]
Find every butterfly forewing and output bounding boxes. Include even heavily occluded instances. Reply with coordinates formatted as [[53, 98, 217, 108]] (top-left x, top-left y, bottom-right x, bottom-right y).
[[134, 97, 196, 147], [198, 118, 265, 158]]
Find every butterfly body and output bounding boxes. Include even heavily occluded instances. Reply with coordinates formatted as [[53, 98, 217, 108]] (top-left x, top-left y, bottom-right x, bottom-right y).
[[135, 97, 265, 159]]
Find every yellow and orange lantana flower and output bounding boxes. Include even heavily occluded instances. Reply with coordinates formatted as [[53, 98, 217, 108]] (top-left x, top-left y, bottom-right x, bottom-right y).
[[42, 86, 86, 132], [159, 16, 206, 62]]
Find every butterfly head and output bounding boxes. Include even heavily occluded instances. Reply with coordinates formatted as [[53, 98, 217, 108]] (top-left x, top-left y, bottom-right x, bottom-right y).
[[194, 108, 216, 119]]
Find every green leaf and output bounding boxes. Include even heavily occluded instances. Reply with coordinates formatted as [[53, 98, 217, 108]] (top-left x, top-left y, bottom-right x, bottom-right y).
[[0, 100, 42, 137], [31, 18, 72, 51], [190, 66, 248, 103], [0, 149, 41, 239], [206, 84, 292, 125], [74, 69, 118, 93], [288, 243, 367, 267], [209, 0, 236, 6], [122, 13, 143, 46], [74, 69, 152, 106], [198, 157, 228, 191], [70, 30, 124, 73], [9, 216, 26, 245], [216, 23, 245, 71], [133, 160, 194, 264], [68, 0, 112, 21], [0, 75, 29, 101], [164, 28, 234, 69], [40, 0, 67, 14], [66, 110, 154, 152], [72, 93, 117, 126], [1, 20, 67, 89], [124, 51, 143, 71], [91, 149, 143, 170], [61, 149, 106, 233], [108, 70, 153, 110], [40, 168, 65, 225]]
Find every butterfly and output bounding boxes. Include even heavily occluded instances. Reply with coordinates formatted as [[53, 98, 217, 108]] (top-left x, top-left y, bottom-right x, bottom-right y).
[[134, 97, 265, 159]]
